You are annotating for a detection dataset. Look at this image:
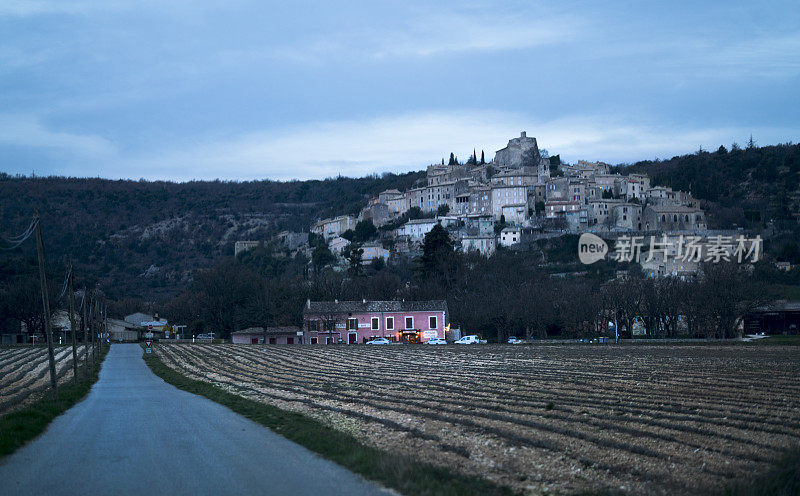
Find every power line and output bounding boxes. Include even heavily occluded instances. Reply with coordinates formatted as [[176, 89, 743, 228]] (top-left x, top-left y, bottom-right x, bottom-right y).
[[58, 265, 72, 301], [1, 216, 38, 250]]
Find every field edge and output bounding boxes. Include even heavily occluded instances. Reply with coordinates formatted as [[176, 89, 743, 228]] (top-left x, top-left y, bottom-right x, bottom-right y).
[[142, 346, 520, 496], [0, 345, 110, 458]]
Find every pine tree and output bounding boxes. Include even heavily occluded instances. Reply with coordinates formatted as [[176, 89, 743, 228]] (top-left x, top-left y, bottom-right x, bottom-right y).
[[747, 134, 757, 150], [448, 153, 455, 165], [480, 150, 485, 164]]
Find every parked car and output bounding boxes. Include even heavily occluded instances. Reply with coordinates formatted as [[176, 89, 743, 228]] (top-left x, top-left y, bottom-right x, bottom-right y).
[[426, 338, 447, 345], [196, 333, 215, 340], [507, 336, 522, 344], [366, 337, 391, 345], [455, 335, 480, 344]]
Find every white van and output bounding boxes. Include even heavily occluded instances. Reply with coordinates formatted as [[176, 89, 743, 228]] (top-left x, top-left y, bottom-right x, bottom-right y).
[[455, 335, 480, 344]]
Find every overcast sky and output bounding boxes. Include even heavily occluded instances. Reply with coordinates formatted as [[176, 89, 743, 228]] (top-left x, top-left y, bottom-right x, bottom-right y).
[[1, 0, 798, 181]]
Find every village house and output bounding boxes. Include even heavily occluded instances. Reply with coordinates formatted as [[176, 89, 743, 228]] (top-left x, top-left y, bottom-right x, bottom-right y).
[[360, 202, 390, 227], [328, 236, 350, 254], [360, 242, 390, 264], [312, 215, 358, 240], [107, 318, 140, 342], [499, 226, 535, 247], [232, 326, 302, 344], [460, 234, 497, 256], [643, 205, 707, 232], [460, 214, 495, 236], [587, 199, 623, 228], [303, 299, 448, 344], [234, 240, 261, 256], [545, 200, 582, 218], [611, 202, 643, 231], [124, 312, 153, 326], [397, 218, 439, 239]]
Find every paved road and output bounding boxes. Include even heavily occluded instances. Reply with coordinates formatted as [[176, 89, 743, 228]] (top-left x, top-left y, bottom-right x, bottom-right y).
[[0, 344, 392, 496]]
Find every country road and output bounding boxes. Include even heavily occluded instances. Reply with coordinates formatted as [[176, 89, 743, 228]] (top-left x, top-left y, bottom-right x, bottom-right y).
[[0, 343, 392, 496]]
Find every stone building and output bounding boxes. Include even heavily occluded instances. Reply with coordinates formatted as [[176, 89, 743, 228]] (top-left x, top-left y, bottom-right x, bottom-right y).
[[643, 205, 707, 232], [494, 131, 541, 168]]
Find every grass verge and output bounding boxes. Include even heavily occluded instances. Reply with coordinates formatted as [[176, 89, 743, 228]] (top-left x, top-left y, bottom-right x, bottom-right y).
[[0, 345, 109, 457], [142, 349, 518, 496]]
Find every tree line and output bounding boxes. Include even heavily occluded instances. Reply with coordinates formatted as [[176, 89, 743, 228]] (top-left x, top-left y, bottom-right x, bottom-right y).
[[149, 225, 776, 341]]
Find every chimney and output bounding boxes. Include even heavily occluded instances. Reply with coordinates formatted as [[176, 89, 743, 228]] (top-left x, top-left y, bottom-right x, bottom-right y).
[[520, 131, 526, 138], [306, 298, 311, 309]]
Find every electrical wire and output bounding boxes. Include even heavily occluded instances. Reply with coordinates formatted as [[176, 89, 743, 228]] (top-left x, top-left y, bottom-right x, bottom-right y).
[[1, 216, 38, 250], [57, 265, 72, 301]]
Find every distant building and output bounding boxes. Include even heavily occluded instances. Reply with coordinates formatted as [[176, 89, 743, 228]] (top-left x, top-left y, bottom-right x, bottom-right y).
[[499, 226, 534, 247], [303, 299, 448, 344], [743, 301, 800, 335], [611, 203, 643, 231], [312, 215, 358, 240], [234, 241, 261, 256], [643, 205, 707, 232], [360, 242, 390, 264], [231, 326, 302, 345], [124, 312, 153, 326], [460, 234, 497, 256], [494, 131, 540, 169], [275, 231, 308, 251], [640, 251, 699, 279], [328, 236, 350, 254], [397, 218, 439, 239], [108, 318, 139, 342]]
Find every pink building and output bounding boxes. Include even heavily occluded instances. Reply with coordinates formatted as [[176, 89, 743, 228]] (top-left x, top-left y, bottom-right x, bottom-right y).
[[303, 300, 448, 344]]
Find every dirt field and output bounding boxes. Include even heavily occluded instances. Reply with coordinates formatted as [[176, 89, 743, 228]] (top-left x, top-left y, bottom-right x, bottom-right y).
[[154, 343, 800, 495], [0, 345, 89, 415]]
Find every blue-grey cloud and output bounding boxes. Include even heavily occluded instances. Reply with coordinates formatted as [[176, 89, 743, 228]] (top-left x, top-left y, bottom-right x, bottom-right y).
[[0, 0, 798, 180]]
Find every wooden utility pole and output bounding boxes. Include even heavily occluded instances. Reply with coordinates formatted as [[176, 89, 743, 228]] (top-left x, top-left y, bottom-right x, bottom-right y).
[[33, 210, 58, 400], [89, 298, 97, 367], [83, 287, 90, 374], [68, 260, 78, 384]]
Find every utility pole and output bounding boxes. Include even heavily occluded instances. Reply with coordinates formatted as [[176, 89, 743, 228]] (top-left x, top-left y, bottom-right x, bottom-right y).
[[68, 260, 78, 384], [90, 296, 96, 365], [33, 210, 58, 400], [83, 288, 91, 372]]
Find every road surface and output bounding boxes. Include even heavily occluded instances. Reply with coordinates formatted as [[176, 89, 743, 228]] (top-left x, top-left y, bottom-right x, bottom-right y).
[[0, 343, 392, 496]]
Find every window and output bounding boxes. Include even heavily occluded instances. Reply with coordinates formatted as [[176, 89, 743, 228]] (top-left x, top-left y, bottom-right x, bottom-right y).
[[308, 319, 319, 332], [386, 317, 394, 330], [310, 337, 318, 344], [347, 318, 358, 330], [324, 320, 336, 331], [429, 316, 437, 329], [405, 316, 413, 329], [287, 337, 294, 344], [326, 337, 333, 344], [371, 317, 379, 330], [269, 338, 276, 344]]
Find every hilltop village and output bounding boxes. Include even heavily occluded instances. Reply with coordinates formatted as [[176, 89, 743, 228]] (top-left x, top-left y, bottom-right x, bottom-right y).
[[236, 132, 710, 275]]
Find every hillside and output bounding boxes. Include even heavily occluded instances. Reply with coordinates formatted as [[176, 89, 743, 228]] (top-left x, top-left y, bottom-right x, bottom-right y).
[[621, 142, 800, 229], [1, 142, 798, 304], [0, 172, 423, 300]]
